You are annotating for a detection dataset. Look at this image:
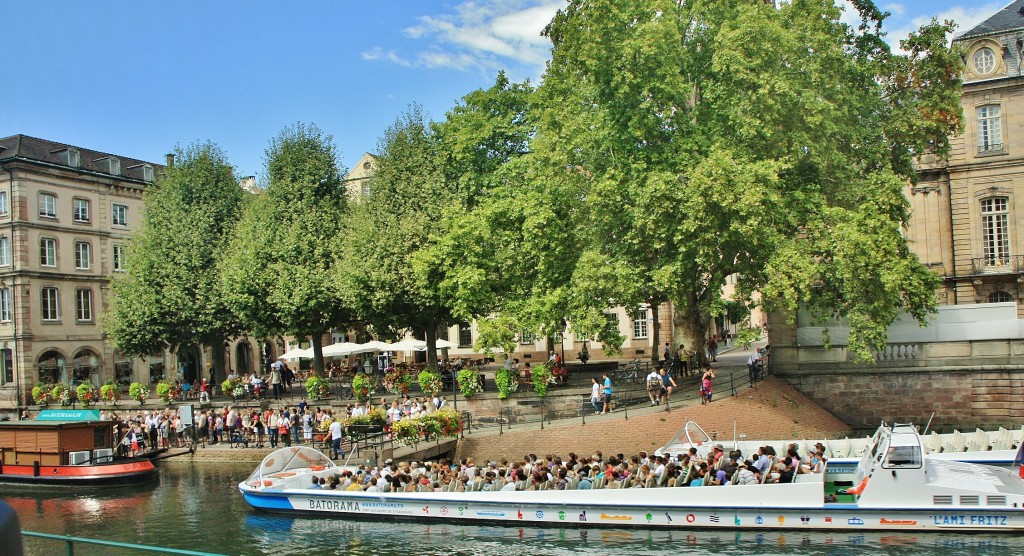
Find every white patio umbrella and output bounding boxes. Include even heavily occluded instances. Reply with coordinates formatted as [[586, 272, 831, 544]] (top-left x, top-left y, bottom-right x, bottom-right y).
[[279, 347, 313, 360], [359, 340, 394, 352], [389, 338, 427, 352], [321, 342, 364, 357]]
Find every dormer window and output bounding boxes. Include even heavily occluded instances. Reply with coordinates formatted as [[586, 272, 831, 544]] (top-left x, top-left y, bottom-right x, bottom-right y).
[[973, 47, 995, 75], [128, 164, 155, 183], [53, 148, 80, 168], [95, 157, 121, 176]]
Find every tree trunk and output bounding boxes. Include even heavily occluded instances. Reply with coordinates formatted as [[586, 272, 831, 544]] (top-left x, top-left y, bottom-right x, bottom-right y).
[[649, 299, 661, 364], [311, 334, 325, 375], [672, 294, 710, 370], [425, 324, 438, 371]]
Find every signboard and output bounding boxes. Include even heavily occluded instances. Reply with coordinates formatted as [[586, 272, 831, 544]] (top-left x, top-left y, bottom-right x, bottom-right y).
[[35, 409, 101, 422]]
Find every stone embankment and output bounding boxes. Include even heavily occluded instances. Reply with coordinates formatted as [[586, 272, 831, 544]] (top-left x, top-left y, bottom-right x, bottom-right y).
[[455, 376, 852, 462], [169, 375, 851, 466]]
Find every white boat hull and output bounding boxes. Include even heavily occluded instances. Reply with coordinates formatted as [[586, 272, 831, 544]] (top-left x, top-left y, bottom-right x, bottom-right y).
[[241, 486, 1024, 532]]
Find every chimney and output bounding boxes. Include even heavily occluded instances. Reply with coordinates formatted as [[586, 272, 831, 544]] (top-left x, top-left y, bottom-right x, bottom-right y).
[[165, 153, 175, 168]]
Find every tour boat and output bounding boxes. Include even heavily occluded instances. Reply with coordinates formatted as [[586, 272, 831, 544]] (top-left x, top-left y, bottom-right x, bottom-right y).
[[239, 423, 1024, 532], [656, 420, 1023, 470], [0, 410, 157, 486]]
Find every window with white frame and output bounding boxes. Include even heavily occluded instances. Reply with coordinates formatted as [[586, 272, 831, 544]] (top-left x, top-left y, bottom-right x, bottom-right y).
[[113, 244, 127, 272], [633, 307, 649, 339], [0, 190, 8, 216], [41, 287, 60, 321], [74, 241, 91, 270], [38, 193, 56, 218], [73, 198, 90, 223], [520, 330, 536, 345], [75, 288, 93, 322], [40, 237, 57, 267], [0, 288, 10, 322], [977, 105, 1003, 154], [112, 204, 128, 226], [0, 236, 8, 267], [143, 165, 154, 183], [981, 197, 1010, 266]]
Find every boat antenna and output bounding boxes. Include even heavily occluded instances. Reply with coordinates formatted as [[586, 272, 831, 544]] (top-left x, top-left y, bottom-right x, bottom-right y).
[[922, 412, 935, 436]]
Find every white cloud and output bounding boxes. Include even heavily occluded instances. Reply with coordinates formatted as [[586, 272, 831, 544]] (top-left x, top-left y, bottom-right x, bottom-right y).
[[362, 47, 413, 67], [886, 3, 1001, 50], [366, 1, 559, 74]]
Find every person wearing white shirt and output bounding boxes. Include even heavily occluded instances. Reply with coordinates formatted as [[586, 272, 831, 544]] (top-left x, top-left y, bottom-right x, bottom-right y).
[[646, 370, 662, 405]]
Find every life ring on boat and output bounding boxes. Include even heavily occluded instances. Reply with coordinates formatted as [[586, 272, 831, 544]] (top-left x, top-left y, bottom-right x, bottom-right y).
[[686, 514, 696, 523], [846, 476, 869, 495]]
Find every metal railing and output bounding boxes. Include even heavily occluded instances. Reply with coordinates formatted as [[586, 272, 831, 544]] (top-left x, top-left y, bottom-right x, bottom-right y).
[[970, 255, 1024, 275], [22, 530, 225, 556]]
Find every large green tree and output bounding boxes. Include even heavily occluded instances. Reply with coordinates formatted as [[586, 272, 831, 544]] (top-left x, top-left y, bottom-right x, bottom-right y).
[[339, 105, 458, 369], [220, 123, 351, 373], [526, 0, 962, 362], [106, 142, 247, 381]]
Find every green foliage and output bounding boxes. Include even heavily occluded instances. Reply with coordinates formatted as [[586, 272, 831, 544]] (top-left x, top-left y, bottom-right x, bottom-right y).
[[106, 142, 246, 364], [456, 369, 482, 398], [51, 384, 70, 405], [494, 368, 517, 400], [531, 364, 553, 398], [417, 370, 443, 397], [128, 382, 149, 404], [382, 367, 412, 395], [76, 383, 98, 407], [155, 381, 173, 404], [338, 105, 456, 368], [221, 378, 243, 399], [100, 381, 120, 404], [305, 376, 330, 399], [351, 373, 375, 402], [389, 407, 463, 446], [220, 123, 352, 373], [524, 0, 963, 361], [31, 385, 50, 405]]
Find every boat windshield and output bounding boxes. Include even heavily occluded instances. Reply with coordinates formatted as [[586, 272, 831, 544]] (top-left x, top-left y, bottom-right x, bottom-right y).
[[246, 447, 335, 486]]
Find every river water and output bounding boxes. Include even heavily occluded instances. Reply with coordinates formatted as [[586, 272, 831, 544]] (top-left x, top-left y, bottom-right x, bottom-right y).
[[3, 461, 1023, 556]]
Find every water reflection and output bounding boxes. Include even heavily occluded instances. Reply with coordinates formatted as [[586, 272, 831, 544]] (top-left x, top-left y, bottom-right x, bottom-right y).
[[4, 462, 1023, 556]]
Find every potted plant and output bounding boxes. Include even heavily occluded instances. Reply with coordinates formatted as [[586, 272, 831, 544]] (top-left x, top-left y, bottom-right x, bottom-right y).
[[494, 368, 517, 400], [31, 385, 51, 406], [100, 380, 120, 405], [221, 378, 244, 400], [382, 366, 411, 395], [351, 373, 374, 403], [390, 418, 422, 446], [305, 375, 330, 400], [51, 384, 72, 406], [155, 381, 174, 404], [76, 383, 98, 407], [531, 364, 553, 397], [129, 382, 150, 404], [457, 369, 482, 398], [417, 370, 443, 397]]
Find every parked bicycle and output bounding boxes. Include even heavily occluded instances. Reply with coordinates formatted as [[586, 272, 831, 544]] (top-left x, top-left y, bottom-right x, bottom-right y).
[[613, 359, 645, 385]]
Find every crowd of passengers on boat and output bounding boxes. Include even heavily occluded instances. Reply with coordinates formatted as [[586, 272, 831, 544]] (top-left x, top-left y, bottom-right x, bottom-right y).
[[301, 442, 828, 493]]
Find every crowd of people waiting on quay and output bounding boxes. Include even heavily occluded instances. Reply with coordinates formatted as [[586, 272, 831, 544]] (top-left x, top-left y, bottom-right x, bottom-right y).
[[302, 441, 829, 493]]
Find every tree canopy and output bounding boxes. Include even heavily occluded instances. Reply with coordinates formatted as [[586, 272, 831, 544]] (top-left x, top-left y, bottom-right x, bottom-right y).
[[438, 0, 962, 362], [219, 123, 351, 373], [106, 142, 246, 378]]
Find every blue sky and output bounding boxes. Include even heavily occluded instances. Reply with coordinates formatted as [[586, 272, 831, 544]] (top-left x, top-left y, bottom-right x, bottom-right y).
[[3, 0, 1003, 179]]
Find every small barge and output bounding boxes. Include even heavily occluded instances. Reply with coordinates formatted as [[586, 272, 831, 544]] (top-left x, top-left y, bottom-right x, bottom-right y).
[[0, 410, 157, 486]]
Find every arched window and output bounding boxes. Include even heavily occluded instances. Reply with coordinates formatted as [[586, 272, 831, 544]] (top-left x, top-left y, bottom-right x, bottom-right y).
[[114, 350, 133, 386], [235, 342, 253, 375], [38, 351, 67, 384], [989, 291, 1013, 303], [72, 348, 101, 386], [149, 350, 165, 384]]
